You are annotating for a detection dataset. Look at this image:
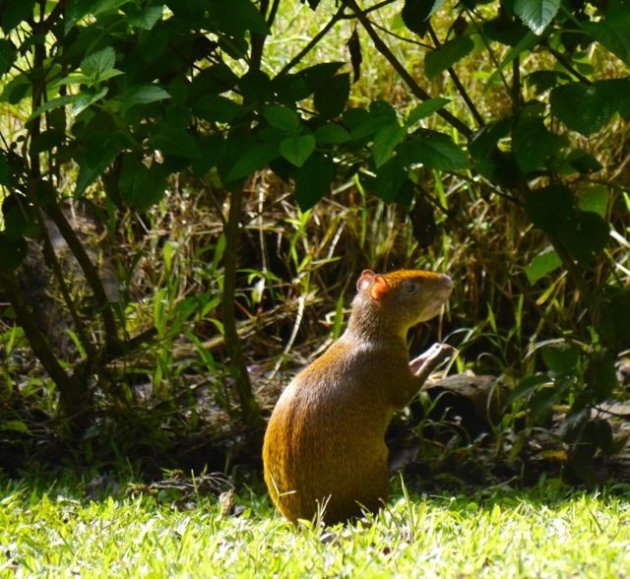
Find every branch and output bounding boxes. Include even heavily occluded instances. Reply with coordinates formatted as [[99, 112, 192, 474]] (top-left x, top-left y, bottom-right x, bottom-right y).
[[278, 4, 346, 77], [0, 269, 87, 417], [546, 44, 592, 86], [250, 0, 270, 71], [512, 56, 522, 114], [35, 205, 97, 363], [44, 201, 120, 355], [465, 8, 513, 105], [267, 0, 281, 27], [428, 25, 485, 128], [221, 184, 261, 426], [278, 0, 399, 77], [341, 0, 472, 139]]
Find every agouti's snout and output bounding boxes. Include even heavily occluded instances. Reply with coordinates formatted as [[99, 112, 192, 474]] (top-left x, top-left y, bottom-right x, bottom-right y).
[[439, 273, 454, 292]]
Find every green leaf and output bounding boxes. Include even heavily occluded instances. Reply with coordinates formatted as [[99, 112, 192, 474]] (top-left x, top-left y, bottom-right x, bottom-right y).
[[279, 135, 316, 167], [526, 247, 562, 284], [401, 0, 445, 36], [596, 285, 630, 353], [566, 149, 603, 174], [126, 4, 163, 30], [585, 350, 619, 402], [524, 185, 573, 234], [550, 79, 629, 136], [191, 64, 239, 98], [80, 46, 117, 81], [30, 129, 65, 155], [542, 344, 579, 375], [75, 128, 129, 196], [0, 420, 31, 434], [373, 157, 408, 202], [314, 123, 350, 145], [349, 115, 395, 141], [225, 143, 278, 182], [580, 17, 630, 64], [239, 70, 273, 106], [299, 62, 345, 92], [425, 36, 475, 79], [209, 0, 269, 35], [119, 158, 167, 211], [33, 180, 56, 206], [273, 74, 312, 104], [28, 95, 75, 121], [0, 153, 8, 185], [0, 73, 30, 104], [263, 105, 301, 133], [513, 114, 565, 174], [0, 233, 27, 272], [469, 118, 520, 184], [313, 73, 350, 118], [71, 87, 108, 116], [407, 132, 469, 171], [1, 197, 33, 240], [405, 98, 450, 126], [192, 95, 242, 123], [295, 154, 336, 210], [577, 186, 609, 218], [482, 17, 530, 47], [0, 39, 16, 76], [119, 85, 171, 109], [372, 123, 406, 168], [151, 120, 202, 160], [531, 388, 566, 431], [559, 211, 610, 265], [508, 374, 550, 404], [525, 70, 569, 94], [66, 0, 127, 23], [514, 0, 560, 35], [0, 0, 35, 33], [192, 136, 226, 177], [488, 32, 540, 86], [469, 118, 511, 161]]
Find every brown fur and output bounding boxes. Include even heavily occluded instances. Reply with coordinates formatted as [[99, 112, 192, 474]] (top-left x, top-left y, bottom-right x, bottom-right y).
[[263, 269, 453, 524]]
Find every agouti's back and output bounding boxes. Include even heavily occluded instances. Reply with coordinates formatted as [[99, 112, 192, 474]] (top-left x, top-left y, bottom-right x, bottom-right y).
[[263, 269, 453, 524]]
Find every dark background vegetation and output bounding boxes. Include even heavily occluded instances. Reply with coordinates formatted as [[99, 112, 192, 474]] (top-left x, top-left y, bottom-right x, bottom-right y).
[[0, 0, 628, 488]]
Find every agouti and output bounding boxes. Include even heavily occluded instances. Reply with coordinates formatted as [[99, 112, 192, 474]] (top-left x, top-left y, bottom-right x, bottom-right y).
[[262, 268, 454, 525]]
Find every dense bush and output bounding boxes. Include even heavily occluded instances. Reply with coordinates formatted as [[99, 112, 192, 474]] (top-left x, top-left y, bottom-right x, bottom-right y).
[[0, 0, 628, 477]]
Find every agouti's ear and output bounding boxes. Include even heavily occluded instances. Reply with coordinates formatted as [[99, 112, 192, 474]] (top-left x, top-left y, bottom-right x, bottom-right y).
[[369, 274, 390, 301], [356, 269, 376, 292]]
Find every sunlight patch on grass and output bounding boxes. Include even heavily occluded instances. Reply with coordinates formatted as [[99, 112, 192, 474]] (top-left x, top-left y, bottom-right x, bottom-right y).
[[2, 479, 630, 577]]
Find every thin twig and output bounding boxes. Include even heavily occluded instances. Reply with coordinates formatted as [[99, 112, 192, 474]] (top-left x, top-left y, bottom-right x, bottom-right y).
[[545, 44, 593, 85], [428, 24, 485, 128], [512, 56, 522, 114], [341, 0, 472, 139], [221, 183, 261, 425], [35, 205, 97, 362], [465, 8, 513, 104], [45, 201, 120, 355], [278, 4, 346, 76]]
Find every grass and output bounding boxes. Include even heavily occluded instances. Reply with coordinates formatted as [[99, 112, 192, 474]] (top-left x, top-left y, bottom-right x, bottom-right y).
[[2, 477, 630, 577]]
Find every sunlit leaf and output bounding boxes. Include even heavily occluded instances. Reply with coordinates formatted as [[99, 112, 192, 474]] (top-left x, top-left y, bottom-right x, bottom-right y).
[[514, 0, 561, 35]]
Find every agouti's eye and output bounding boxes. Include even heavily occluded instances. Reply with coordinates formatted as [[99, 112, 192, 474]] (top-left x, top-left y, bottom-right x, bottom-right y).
[[402, 280, 419, 294]]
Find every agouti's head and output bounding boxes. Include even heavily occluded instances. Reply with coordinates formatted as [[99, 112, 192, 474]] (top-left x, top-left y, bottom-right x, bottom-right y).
[[350, 269, 453, 338]]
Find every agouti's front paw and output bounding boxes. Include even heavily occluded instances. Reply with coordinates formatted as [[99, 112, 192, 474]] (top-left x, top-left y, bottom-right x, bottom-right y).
[[409, 343, 455, 381]]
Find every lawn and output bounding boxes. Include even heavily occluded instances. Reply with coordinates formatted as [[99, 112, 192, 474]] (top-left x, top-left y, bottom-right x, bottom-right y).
[[2, 478, 630, 578]]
